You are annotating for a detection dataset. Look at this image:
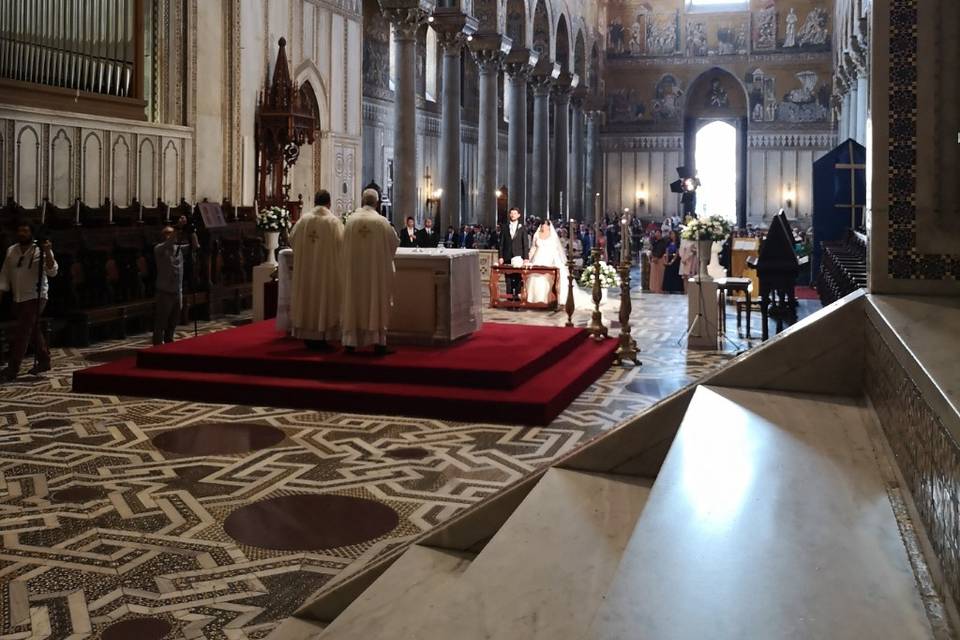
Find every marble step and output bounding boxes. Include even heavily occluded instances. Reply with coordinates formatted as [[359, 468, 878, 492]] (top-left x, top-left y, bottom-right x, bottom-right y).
[[405, 468, 653, 640], [318, 545, 474, 639], [586, 385, 936, 640]]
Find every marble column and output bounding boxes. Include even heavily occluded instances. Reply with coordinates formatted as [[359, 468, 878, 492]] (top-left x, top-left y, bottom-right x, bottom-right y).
[[855, 74, 868, 145], [471, 35, 510, 227], [569, 88, 586, 221], [384, 7, 427, 221], [550, 72, 574, 220], [840, 91, 851, 141], [433, 10, 477, 231], [584, 108, 600, 222], [504, 48, 538, 217], [530, 68, 555, 220]]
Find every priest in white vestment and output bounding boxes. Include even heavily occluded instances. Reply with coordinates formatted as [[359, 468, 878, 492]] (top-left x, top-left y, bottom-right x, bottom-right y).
[[288, 190, 344, 350], [341, 189, 400, 354]]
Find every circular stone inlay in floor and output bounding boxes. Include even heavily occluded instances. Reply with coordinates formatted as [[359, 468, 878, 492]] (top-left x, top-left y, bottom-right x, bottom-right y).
[[151, 423, 286, 456], [83, 349, 141, 363], [101, 617, 172, 640], [49, 486, 107, 504], [385, 447, 431, 460], [224, 494, 400, 551], [29, 418, 72, 429]]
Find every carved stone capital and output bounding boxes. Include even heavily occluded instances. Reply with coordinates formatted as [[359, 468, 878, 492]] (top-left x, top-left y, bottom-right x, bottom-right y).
[[469, 33, 512, 74], [551, 70, 578, 99], [530, 58, 560, 96], [570, 87, 589, 111], [383, 7, 429, 40], [504, 47, 539, 80], [431, 8, 478, 53]]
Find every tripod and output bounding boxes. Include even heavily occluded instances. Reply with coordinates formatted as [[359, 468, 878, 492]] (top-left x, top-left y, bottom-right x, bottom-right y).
[[677, 256, 742, 352]]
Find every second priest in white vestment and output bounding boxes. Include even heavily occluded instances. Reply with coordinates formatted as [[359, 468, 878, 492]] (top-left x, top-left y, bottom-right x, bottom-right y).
[[341, 189, 400, 352], [289, 191, 344, 348]]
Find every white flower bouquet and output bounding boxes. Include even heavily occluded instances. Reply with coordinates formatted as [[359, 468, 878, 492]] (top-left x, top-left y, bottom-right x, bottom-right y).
[[680, 215, 732, 242], [256, 206, 291, 233], [579, 261, 621, 288]]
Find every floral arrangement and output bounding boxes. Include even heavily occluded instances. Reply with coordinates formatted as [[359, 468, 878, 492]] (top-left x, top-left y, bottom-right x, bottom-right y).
[[579, 261, 621, 289], [680, 215, 732, 242], [256, 206, 291, 233]]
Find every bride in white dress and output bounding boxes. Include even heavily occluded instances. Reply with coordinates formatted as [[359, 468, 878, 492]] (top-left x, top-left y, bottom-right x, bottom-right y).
[[526, 220, 569, 304]]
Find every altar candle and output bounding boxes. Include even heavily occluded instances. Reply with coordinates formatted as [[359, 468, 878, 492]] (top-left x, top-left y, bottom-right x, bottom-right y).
[[620, 215, 629, 264]]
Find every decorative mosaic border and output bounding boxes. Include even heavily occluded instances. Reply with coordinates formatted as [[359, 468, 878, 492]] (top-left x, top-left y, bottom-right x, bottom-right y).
[[887, 0, 958, 280], [865, 322, 960, 610]]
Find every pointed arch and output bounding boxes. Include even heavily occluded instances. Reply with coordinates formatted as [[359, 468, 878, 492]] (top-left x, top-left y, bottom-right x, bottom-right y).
[[555, 14, 570, 72], [531, 0, 551, 60], [294, 60, 331, 131], [574, 28, 586, 81], [505, 0, 526, 48]]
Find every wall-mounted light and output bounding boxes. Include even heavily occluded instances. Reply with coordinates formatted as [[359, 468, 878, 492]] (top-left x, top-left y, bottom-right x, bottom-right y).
[[466, 35, 474, 43], [427, 15, 435, 23], [495, 189, 503, 199], [784, 182, 794, 209], [635, 184, 647, 209], [433, 188, 443, 199]]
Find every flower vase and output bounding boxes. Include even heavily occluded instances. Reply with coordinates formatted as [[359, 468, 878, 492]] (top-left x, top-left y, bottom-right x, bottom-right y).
[[696, 239, 713, 282], [264, 231, 280, 265]]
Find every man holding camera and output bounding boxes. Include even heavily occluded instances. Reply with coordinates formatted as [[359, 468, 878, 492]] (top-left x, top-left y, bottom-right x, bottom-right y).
[[0, 222, 58, 381], [153, 216, 197, 346]]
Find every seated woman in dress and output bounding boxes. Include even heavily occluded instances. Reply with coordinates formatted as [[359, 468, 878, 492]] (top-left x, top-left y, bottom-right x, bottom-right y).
[[526, 220, 568, 305]]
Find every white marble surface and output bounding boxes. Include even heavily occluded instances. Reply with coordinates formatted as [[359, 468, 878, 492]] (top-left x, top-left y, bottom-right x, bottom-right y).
[[273, 247, 483, 345], [320, 545, 473, 639], [405, 469, 653, 640], [686, 278, 720, 350], [869, 294, 960, 430], [586, 386, 934, 640]]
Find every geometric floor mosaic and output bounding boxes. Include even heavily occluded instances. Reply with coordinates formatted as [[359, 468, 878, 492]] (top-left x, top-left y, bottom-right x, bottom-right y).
[[0, 281, 818, 639]]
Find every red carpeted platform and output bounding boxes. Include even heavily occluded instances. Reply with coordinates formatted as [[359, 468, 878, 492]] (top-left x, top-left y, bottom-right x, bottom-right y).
[[73, 322, 617, 425], [136, 320, 588, 390]]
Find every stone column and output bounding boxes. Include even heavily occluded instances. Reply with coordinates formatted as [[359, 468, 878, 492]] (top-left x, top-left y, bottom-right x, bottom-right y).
[[471, 35, 510, 227], [383, 7, 427, 221], [504, 48, 538, 217], [569, 88, 587, 221], [529, 66, 555, 220], [433, 9, 477, 231], [584, 108, 601, 221], [550, 72, 575, 220], [855, 74, 868, 145]]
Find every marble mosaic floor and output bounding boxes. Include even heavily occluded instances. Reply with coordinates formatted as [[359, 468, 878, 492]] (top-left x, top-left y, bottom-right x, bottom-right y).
[[0, 284, 818, 639]]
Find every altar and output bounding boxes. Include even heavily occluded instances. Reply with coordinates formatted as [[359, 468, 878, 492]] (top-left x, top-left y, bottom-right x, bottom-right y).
[[269, 247, 482, 345]]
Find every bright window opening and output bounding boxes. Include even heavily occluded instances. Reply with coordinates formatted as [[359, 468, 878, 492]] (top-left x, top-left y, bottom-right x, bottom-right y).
[[687, 0, 749, 12], [388, 28, 396, 91], [695, 120, 737, 222], [425, 27, 438, 102]]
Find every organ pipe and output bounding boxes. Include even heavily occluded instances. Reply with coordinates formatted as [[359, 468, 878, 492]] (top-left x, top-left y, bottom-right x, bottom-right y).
[[0, 0, 140, 98]]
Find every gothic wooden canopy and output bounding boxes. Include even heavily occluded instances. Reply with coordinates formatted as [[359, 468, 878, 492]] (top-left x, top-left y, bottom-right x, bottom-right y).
[[255, 38, 316, 206]]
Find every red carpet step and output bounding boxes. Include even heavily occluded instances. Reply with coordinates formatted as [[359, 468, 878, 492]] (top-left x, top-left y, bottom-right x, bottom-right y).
[[136, 321, 588, 390], [73, 322, 618, 425]]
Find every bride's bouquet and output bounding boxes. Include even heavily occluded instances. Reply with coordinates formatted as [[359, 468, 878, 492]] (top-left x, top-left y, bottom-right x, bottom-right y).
[[579, 261, 621, 289]]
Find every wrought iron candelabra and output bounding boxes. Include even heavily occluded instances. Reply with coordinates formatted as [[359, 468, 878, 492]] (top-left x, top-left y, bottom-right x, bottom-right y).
[[615, 249, 641, 367], [565, 219, 576, 327], [587, 243, 608, 342]]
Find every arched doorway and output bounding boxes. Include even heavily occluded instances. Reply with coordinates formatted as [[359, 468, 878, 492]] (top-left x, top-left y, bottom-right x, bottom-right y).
[[293, 83, 322, 203], [695, 121, 737, 221], [684, 68, 749, 227]]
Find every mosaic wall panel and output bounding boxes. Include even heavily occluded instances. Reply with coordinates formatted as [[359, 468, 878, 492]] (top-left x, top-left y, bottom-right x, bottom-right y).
[[866, 322, 960, 610], [885, 0, 959, 280]]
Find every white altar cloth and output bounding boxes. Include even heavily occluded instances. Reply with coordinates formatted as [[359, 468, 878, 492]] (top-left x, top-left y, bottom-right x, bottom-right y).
[[274, 247, 482, 344]]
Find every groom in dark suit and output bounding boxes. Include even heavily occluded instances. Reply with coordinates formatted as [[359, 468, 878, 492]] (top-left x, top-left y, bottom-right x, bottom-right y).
[[499, 207, 530, 305]]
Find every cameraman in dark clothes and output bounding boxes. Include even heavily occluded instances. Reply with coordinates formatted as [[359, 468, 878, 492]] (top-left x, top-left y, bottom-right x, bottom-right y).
[[153, 216, 198, 345], [0, 221, 58, 381]]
